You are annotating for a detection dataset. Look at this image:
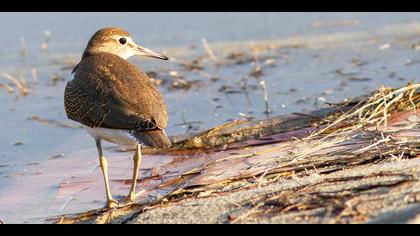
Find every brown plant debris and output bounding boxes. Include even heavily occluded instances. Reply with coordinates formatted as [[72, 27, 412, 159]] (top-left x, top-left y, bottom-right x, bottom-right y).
[[47, 83, 420, 224]]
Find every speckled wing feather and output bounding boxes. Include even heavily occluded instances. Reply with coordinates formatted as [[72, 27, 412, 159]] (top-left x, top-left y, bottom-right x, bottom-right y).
[[64, 52, 168, 132]]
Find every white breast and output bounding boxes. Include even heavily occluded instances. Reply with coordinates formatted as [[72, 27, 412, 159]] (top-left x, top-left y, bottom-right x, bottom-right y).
[[84, 126, 137, 145]]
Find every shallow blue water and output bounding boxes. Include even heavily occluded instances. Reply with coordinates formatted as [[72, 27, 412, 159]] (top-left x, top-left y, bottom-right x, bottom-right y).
[[1, 12, 420, 64]]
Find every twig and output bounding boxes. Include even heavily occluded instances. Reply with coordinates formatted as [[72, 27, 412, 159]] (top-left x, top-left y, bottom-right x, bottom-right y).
[[355, 135, 391, 153], [0, 72, 29, 96], [0, 83, 15, 93], [260, 80, 271, 117], [41, 30, 51, 51], [20, 37, 28, 58], [256, 169, 270, 187], [215, 153, 256, 163], [409, 88, 417, 112], [201, 38, 219, 63], [249, 49, 263, 78], [380, 86, 389, 128], [31, 67, 38, 83]]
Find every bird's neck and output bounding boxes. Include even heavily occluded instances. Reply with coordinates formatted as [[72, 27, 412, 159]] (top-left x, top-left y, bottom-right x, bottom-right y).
[[81, 49, 95, 60]]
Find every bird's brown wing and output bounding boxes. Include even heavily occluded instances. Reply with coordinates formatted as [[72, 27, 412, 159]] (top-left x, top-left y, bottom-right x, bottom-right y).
[[64, 53, 168, 132]]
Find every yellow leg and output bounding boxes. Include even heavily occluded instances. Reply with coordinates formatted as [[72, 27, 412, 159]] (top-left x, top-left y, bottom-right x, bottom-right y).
[[126, 144, 142, 203], [96, 139, 119, 208]]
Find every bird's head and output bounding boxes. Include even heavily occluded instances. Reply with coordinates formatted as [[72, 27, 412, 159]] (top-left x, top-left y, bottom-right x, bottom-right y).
[[82, 27, 168, 60]]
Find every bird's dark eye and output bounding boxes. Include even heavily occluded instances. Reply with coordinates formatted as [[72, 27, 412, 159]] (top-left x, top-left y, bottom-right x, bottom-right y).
[[119, 38, 127, 45]]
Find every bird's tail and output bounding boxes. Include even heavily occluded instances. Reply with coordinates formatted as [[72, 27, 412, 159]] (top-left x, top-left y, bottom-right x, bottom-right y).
[[133, 129, 171, 149]]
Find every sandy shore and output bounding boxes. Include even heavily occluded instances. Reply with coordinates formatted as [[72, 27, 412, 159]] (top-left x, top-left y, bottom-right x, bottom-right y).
[[127, 158, 420, 224]]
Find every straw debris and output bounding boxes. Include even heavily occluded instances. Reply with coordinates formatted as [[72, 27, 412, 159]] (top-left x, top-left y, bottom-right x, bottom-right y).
[[0, 72, 29, 97]]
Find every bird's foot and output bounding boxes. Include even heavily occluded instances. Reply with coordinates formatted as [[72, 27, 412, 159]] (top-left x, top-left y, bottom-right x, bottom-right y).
[[106, 199, 120, 209], [123, 189, 145, 204], [124, 192, 137, 204]]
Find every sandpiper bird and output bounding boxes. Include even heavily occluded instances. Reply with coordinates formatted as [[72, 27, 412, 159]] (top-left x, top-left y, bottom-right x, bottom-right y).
[[64, 27, 171, 208]]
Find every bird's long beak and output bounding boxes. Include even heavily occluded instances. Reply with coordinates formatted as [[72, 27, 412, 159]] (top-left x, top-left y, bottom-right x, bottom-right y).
[[134, 44, 168, 60]]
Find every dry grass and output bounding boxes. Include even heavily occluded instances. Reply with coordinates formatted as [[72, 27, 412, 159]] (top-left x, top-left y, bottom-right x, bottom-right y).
[[223, 84, 420, 223], [201, 38, 219, 63], [306, 83, 420, 141], [0, 72, 29, 97]]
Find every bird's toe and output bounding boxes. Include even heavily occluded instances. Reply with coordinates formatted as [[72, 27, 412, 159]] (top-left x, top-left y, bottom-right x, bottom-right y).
[[106, 199, 120, 209]]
